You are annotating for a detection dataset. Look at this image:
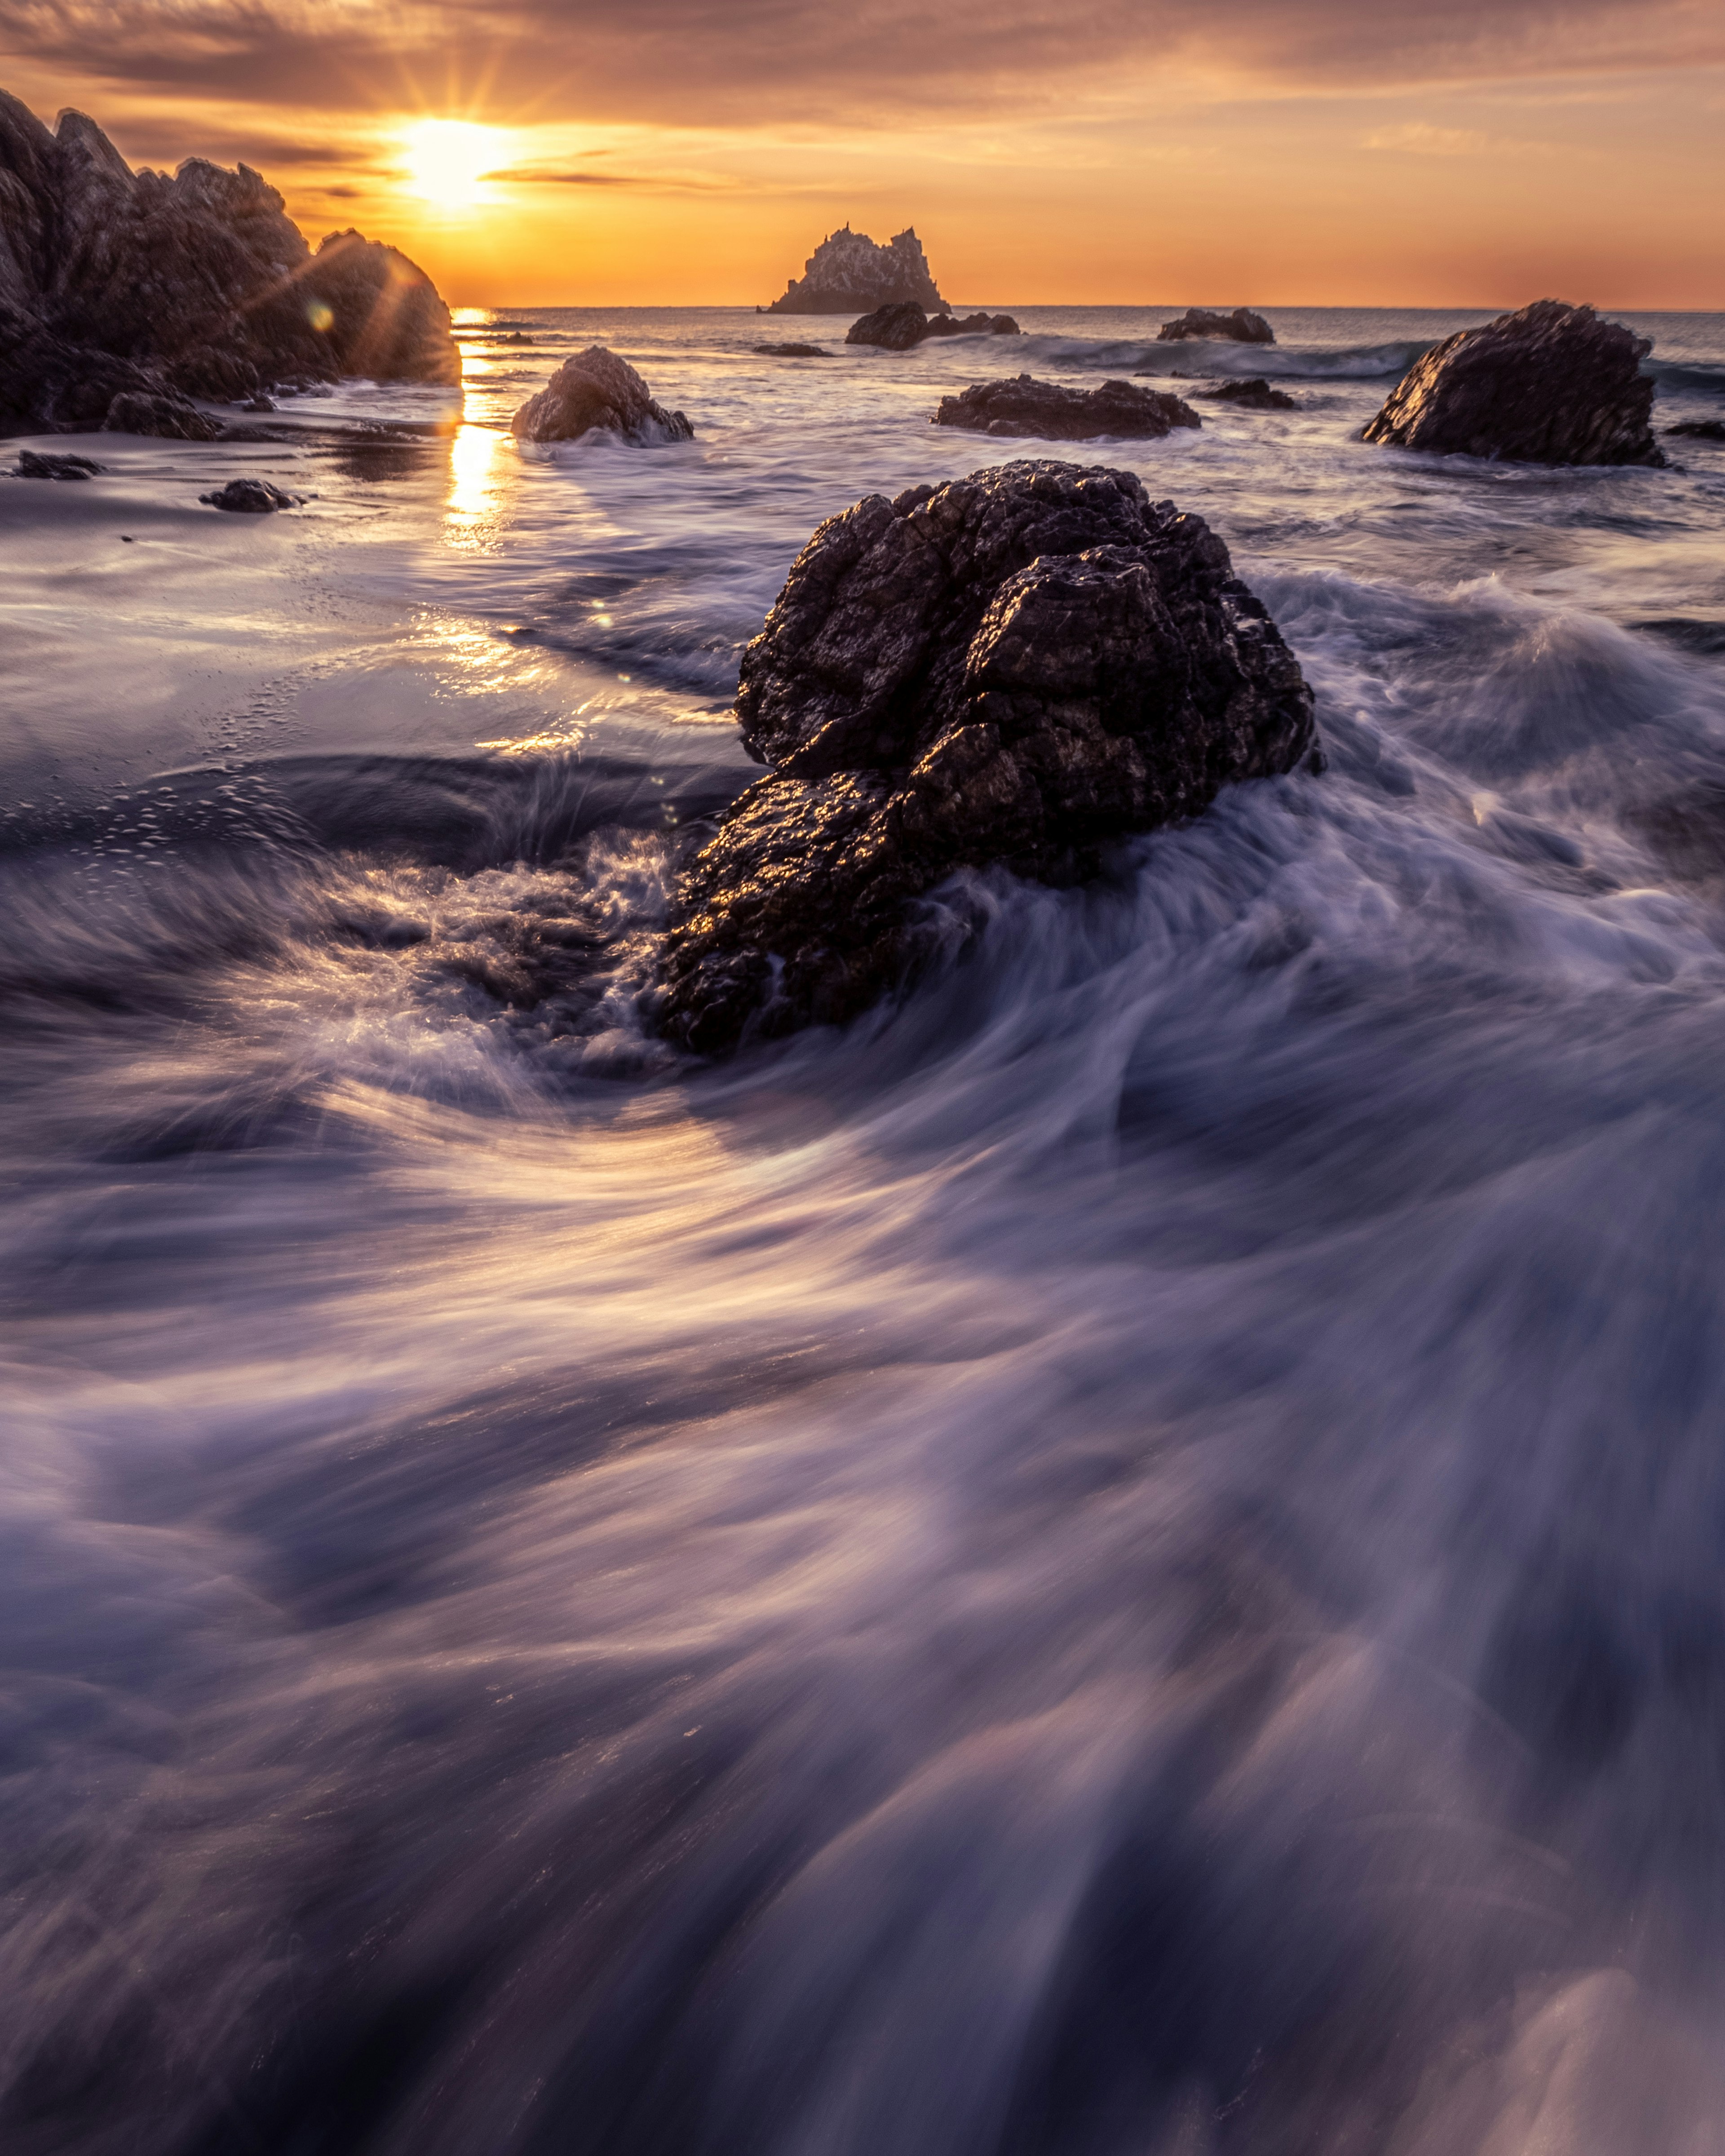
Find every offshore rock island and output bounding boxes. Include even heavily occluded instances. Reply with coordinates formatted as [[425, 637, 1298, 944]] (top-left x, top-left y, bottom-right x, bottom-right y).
[[765, 224, 945, 315], [0, 87, 458, 435]]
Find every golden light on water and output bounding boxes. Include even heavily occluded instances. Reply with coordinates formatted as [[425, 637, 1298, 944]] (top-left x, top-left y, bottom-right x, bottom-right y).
[[401, 119, 509, 210]]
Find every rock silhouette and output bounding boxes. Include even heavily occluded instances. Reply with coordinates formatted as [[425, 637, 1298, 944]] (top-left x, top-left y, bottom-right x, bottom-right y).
[[1667, 419, 1725, 441], [766, 225, 944, 314], [1362, 300, 1663, 466], [510, 347, 694, 444], [1158, 308, 1275, 345], [655, 460, 1318, 1052], [199, 477, 299, 512], [0, 89, 459, 436], [13, 448, 100, 477], [1201, 377, 1298, 410], [933, 376, 1201, 441], [846, 303, 1021, 350]]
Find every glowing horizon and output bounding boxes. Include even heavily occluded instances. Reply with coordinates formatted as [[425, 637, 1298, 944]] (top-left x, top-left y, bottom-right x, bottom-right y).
[[0, 0, 1720, 309]]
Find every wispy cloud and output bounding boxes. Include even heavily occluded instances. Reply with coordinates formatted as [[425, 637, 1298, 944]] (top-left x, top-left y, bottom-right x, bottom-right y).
[[1362, 121, 1554, 154]]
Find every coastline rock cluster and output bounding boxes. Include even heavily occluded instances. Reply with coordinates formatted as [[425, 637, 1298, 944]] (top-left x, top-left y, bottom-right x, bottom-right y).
[[767, 225, 945, 315], [510, 347, 693, 444], [655, 460, 1318, 1052], [1362, 299, 1662, 466], [0, 89, 459, 436], [934, 375, 1201, 441], [1159, 308, 1274, 345], [846, 302, 1021, 350]]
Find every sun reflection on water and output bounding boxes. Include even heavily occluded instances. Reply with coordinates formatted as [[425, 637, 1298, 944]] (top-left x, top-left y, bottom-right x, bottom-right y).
[[445, 423, 508, 546]]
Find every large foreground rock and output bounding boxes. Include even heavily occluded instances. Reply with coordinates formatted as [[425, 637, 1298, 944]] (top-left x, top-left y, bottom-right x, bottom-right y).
[[933, 376, 1200, 441], [655, 461, 1318, 1052], [0, 89, 459, 435], [510, 347, 693, 443], [1362, 300, 1662, 466], [1158, 308, 1274, 345], [766, 225, 943, 314]]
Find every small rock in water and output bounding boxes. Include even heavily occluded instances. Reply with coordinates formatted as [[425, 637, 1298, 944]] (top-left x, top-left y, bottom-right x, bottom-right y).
[[102, 390, 224, 440], [846, 302, 1021, 349], [923, 311, 1022, 339], [510, 346, 694, 444], [1667, 418, 1725, 441], [199, 477, 299, 513], [756, 343, 832, 358], [246, 394, 277, 412], [655, 460, 1319, 1053], [14, 449, 103, 479], [1200, 377, 1297, 410], [1362, 299, 1663, 466], [933, 375, 1201, 441], [1158, 307, 1275, 345]]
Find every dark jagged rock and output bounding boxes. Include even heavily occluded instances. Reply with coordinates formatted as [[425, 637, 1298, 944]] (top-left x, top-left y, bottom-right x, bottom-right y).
[[104, 390, 223, 439], [756, 342, 831, 358], [509, 346, 693, 444], [655, 460, 1318, 1052], [1362, 300, 1663, 467], [933, 376, 1201, 441], [199, 476, 299, 512], [1201, 377, 1297, 410], [1158, 308, 1274, 346], [14, 448, 100, 477], [846, 301, 935, 351], [924, 311, 1021, 339], [1668, 419, 1725, 441], [0, 88, 459, 436], [846, 303, 1020, 350], [767, 225, 944, 315]]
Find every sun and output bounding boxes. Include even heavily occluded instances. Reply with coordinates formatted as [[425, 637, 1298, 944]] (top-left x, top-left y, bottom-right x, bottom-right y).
[[401, 120, 508, 210]]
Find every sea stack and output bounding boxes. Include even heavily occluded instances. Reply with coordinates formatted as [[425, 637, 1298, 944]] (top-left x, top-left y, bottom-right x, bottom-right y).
[[655, 461, 1319, 1054], [1362, 299, 1663, 466], [766, 225, 944, 315], [0, 88, 459, 435]]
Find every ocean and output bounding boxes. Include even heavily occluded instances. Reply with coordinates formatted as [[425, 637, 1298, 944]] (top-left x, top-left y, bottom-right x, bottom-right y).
[[4, 304, 1725, 2154]]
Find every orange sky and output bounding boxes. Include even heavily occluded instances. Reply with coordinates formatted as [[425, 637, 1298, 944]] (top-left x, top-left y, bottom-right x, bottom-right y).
[[1, 0, 1721, 307]]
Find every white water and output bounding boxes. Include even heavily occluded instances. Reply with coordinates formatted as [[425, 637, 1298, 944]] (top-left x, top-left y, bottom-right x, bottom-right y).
[[4, 306, 1725, 2155]]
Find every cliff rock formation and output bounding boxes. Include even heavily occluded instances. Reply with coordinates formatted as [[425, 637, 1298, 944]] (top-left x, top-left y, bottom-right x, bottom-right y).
[[510, 347, 693, 444], [846, 302, 1020, 349], [0, 89, 459, 435], [766, 225, 944, 315], [655, 461, 1318, 1052], [1362, 300, 1662, 466], [933, 376, 1201, 441], [1158, 308, 1274, 346]]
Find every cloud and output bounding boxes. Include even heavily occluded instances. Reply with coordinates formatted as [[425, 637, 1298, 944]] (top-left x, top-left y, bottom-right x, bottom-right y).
[[2, 0, 1721, 128], [1362, 121, 1554, 154]]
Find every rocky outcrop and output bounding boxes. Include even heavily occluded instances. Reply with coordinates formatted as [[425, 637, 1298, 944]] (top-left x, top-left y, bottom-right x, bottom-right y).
[[1667, 419, 1725, 441], [104, 390, 222, 438], [0, 88, 459, 436], [933, 376, 1201, 441], [1202, 377, 1297, 410], [13, 448, 100, 477], [767, 225, 944, 315], [1158, 308, 1274, 345], [509, 347, 693, 444], [846, 302, 1020, 350], [1361, 300, 1662, 466], [199, 477, 299, 511], [655, 460, 1318, 1052], [757, 342, 831, 358]]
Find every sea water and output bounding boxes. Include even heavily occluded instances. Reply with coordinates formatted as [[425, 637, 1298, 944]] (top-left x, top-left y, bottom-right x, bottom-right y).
[[3, 306, 1725, 2154]]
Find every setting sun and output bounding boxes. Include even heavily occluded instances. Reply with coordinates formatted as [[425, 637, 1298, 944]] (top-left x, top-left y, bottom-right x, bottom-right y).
[[400, 118, 507, 209]]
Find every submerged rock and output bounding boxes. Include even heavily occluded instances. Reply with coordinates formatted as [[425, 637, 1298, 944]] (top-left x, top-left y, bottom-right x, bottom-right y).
[[199, 476, 299, 512], [13, 448, 101, 478], [1202, 377, 1297, 410], [1158, 307, 1274, 345], [0, 88, 458, 436], [933, 376, 1200, 441], [1362, 300, 1662, 466], [510, 347, 693, 444], [1667, 419, 1725, 441], [655, 460, 1318, 1052], [847, 303, 1021, 350], [766, 224, 944, 314], [756, 342, 831, 358]]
